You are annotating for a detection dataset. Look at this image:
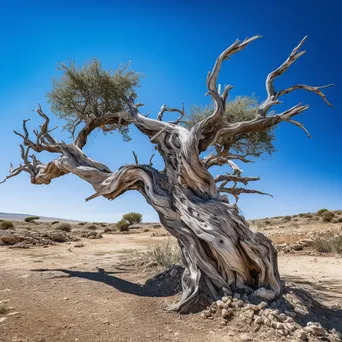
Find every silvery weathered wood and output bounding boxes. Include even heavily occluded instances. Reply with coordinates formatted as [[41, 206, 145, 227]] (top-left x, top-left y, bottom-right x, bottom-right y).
[[2, 36, 332, 313]]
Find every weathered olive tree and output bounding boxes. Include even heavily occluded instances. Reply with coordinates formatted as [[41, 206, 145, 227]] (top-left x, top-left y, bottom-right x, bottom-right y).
[[2, 36, 332, 313]]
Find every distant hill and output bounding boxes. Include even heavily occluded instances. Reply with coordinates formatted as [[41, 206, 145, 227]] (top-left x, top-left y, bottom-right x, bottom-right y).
[[0, 212, 81, 223]]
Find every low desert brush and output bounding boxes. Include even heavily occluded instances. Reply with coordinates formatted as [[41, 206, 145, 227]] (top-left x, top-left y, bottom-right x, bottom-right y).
[[312, 231, 342, 254], [146, 238, 180, 268]]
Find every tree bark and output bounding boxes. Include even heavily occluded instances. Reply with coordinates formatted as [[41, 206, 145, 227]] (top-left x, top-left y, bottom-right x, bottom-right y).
[[3, 36, 333, 313]]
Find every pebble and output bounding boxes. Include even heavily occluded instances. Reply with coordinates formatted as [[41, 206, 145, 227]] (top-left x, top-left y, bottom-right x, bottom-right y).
[[64, 297, 69, 300], [221, 308, 233, 318], [258, 301, 268, 309]]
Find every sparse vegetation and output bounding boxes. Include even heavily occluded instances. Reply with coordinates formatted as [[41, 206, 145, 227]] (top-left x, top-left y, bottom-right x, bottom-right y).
[[51, 221, 60, 225], [312, 231, 342, 254], [54, 223, 72, 232], [104, 227, 113, 233], [153, 224, 161, 229], [0, 220, 14, 229], [317, 208, 329, 216], [283, 216, 291, 222], [0, 303, 9, 315], [122, 212, 142, 225], [87, 225, 97, 230], [116, 219, 130, 232], [25, 216, 39, 222], [322, 211, 335, 222], [146, 238, 180, 268]]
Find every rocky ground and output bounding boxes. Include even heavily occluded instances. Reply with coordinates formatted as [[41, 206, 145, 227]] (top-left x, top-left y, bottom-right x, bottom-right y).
[[0, 211, 341, 341]]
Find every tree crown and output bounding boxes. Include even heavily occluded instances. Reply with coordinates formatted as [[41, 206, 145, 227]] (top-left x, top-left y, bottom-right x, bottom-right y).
[[47, 59, 141, 139]]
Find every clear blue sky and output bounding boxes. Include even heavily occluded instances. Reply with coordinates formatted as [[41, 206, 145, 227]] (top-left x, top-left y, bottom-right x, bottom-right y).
[[0, 0, 340, 222]]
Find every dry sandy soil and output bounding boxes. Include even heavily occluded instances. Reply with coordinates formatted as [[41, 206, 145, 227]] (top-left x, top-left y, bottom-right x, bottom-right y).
[[0, 213, 342, 342]]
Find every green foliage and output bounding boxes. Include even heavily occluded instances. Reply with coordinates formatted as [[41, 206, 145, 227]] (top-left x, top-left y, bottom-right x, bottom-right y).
[[185, 96, 276, 158], [0, 220, 14, 229], [55, 223, 72, 232], [116, 219, 130, 232], [317, 208, 329, 216], [122, 212, 142, 225], [47, 59, 141, 140], [25, 216, 39, 222], [322, 211, 335, 222], [51, 221, 60, 225], [78, 222, 86, 226]]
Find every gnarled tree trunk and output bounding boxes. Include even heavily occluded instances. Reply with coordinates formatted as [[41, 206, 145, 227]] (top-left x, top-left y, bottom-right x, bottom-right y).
[[2, 36, 332, 313]]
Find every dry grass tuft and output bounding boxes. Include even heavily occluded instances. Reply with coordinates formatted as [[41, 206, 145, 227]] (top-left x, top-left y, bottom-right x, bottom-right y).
[[146, 238, 180, 268], [312, 231, 342, 254]]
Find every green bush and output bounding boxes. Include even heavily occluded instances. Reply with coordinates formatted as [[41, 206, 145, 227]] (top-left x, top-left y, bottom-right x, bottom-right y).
[[116, 219, 130, 232], [0, 221, 14, 229], [25, 216, 39, 222], [87, 225, 97, 230], [104, 227, 113, 233], [55, 223, 71, 232], [122, 212, 142, 225], [298, 213, 306, 217], [51, 221, 60, 225], [322, 211, 335, 222], [78, 222, 86, 226], [317, 208, 328, 216]]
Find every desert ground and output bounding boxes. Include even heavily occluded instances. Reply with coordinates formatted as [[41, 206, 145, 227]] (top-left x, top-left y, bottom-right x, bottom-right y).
[[1, 211, 342, 342]]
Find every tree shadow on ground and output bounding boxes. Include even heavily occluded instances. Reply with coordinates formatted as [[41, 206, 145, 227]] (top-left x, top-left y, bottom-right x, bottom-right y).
[[281, 277, 342, 334], [31, 267, 342, 332], [32, 265, 183, 298]]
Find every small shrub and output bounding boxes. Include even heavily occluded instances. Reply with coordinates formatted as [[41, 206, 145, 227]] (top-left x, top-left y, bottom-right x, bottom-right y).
[[337, 217, 342, 223], [317, 208, 329, 216], [78, 222, 86, 226], [312, 231, 342, 253], [304, 214, 313, 218], [314, 216, 320, 221], [51, 221, 60, 225], [116, 219, 130, 232], [322, 211, 335, 222], [25, 216, 39, 222], [0, 220, 14, 230], [265, 220, 271, 225], [153, 224, 161, 229], [0, 303, 9, 315], [55, 223, 71, 232], [122, 212, 142, 225], [298, 213, 306, 217], [146, 238, 180, 268], [293, 218, 299, 222], [143, 228, 150, 232], [87, 225, 97, 230], [101, 223, 107, 227], [283, 216, 291, 222], [104, 227, 113, 233]]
